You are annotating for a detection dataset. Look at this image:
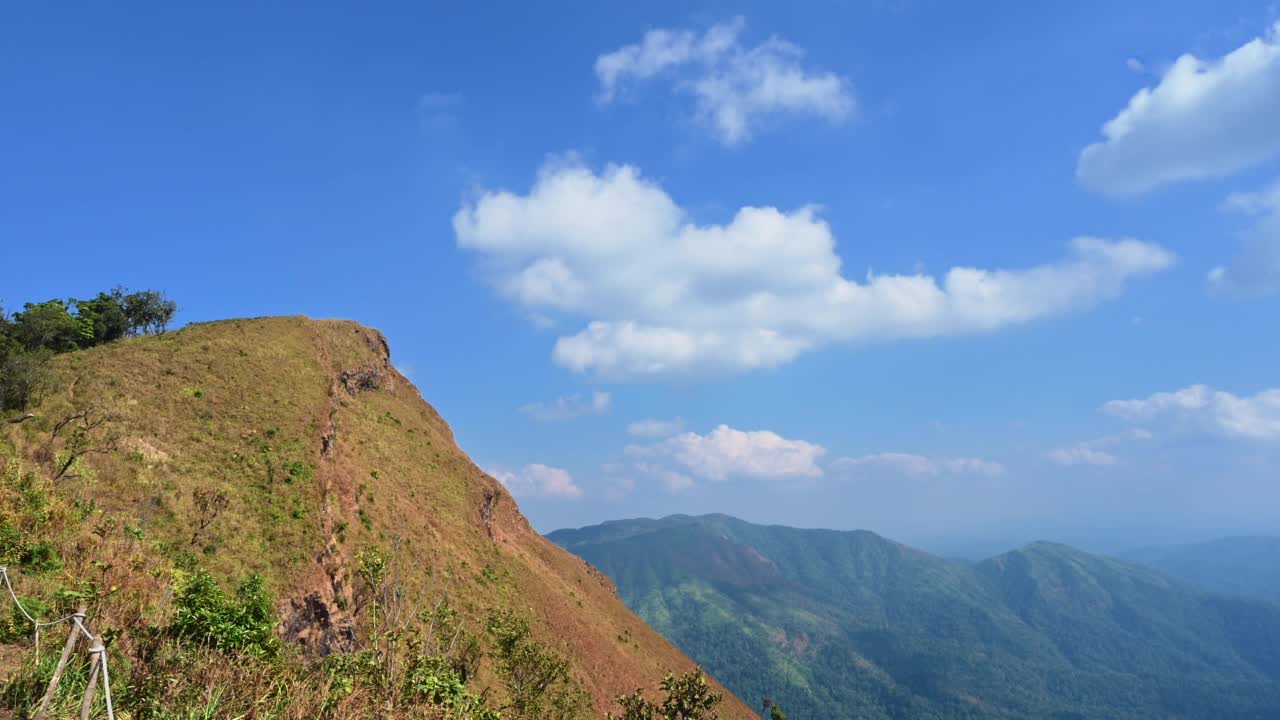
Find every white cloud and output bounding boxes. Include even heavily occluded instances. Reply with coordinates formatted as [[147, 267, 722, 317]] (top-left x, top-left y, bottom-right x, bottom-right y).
[[519, 391, 611, 421], [1048, 445, 1118, 466], [832, 453, 1006, 477], [455, 160, 1175, 378], [660, 470, 695, 492], [1047, 428, 1152, 467], [487, 464, 583, 498], [1209, 178, 1280, 295], [630, 462, 696, 493], [595, 17, 853, 145], [627, 424, 826, 481], [1077, 22, 1280, 195], [626, 417, 686, 437], [1125, 57, 1146, 73], [1104, 384, 1280, 439]]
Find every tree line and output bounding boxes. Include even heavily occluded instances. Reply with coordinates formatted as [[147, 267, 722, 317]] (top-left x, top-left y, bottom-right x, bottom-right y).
[[0, 287, 177, 411]]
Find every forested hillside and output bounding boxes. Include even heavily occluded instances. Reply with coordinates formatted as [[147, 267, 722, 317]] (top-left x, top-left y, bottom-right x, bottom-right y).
[[552, 514, 1280, 720]]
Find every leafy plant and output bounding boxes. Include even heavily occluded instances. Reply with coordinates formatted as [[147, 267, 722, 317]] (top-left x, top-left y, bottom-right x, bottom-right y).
[[488, 610, 588, 719], [608, 668, 723, 720], [169, 569, 279, 658]]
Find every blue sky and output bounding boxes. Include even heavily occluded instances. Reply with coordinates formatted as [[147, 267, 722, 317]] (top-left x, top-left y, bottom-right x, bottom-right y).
[[4, 1, 1280, 551]]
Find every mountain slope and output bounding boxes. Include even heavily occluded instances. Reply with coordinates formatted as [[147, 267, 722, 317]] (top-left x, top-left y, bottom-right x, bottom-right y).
[[551, 515, 1280, 720], [0, 318, 755, 718], [1122, 536, 1280, 602]]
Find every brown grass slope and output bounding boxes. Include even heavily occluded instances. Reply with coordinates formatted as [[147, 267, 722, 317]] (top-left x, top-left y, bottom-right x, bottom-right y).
[[2, 316, 755, 718]]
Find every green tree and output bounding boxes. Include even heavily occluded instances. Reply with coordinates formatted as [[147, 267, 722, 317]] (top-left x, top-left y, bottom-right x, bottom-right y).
[[0, 348, 52, 411], [10, 300, 79, 352], [0, 306, 15, 361], [71, 292, 129, 347], [119, 288, 177, 335]]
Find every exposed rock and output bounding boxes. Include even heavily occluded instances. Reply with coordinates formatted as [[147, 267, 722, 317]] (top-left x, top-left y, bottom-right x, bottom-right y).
[[481, 490, 499, 538], [281, 592, 353, 656], [340, 365, 383, 395]]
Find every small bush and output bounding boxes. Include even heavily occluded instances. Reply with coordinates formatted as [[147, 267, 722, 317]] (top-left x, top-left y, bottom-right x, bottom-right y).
[[403, 654, 500, 719], [608, 668, 723, 720], [284, 460, 312, 484], [0, 594, 46, 643], [487, 610, 589, 720], [169, 569, 279, 658], [18, 541, 62, 575]]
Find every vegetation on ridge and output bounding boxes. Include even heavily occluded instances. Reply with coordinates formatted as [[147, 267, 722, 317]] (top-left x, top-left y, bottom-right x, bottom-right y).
[[0, 305, 755, 719], [1, 287, 176, 411]]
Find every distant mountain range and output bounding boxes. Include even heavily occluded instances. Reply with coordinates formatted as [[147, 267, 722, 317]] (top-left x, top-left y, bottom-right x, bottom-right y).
[[550, 514, 1280, 720], [1121, 536, 1280, 602]]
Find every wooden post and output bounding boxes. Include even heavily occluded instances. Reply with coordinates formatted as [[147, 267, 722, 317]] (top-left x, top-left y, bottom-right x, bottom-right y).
[[34, 608, 85, 720], [79, 642, 102, 720]]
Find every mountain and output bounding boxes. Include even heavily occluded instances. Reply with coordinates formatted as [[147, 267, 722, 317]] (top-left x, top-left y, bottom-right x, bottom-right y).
[[0, 318, 755, 718], [550, 514, 1280, 720], [1121, 536, 1280, 602]]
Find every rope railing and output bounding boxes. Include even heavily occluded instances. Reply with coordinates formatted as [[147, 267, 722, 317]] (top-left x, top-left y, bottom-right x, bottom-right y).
[[0, 566, 115, 720]]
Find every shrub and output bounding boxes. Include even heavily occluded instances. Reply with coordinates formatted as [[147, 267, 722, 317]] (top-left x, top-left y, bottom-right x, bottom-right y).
[[402, 654, 499, 719], [0, 594, 46, 643], [488, 610, 589, 720], [169, 569, 279, 658], [18, 540, 62, 575], [0, 348, 53, 412], [608, 668, 723, 720]]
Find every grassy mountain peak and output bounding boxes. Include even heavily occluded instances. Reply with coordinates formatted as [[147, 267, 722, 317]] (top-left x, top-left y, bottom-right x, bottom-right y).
[[0, 317, 754, 718]]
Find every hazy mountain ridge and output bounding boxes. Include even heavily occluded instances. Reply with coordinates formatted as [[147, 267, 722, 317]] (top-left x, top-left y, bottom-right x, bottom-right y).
[[552, 515, 1280, 719], [1121, 536, 1280, 602]]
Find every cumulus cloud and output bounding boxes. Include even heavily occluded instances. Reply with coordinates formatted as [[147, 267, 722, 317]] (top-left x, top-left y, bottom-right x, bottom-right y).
[[1104, 384, 1280, 439], [487, 464, 583, 498], [519, 391, 611, 421], [626, 417, 686, 437], [1208, 178, 1280, 295], [1077, 22, 1280, 195], [832, 453, 1006, 477], [627, 424, 826, 482], [454, 160, 1175, 378], [595, 17, 853, 145]]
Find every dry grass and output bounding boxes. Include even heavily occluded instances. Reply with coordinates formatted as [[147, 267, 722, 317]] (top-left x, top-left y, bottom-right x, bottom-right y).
[[0, 316, 756, 719]]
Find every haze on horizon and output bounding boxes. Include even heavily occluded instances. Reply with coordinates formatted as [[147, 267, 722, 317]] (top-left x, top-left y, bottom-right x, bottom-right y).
[[4, 2, 1280, 555]]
